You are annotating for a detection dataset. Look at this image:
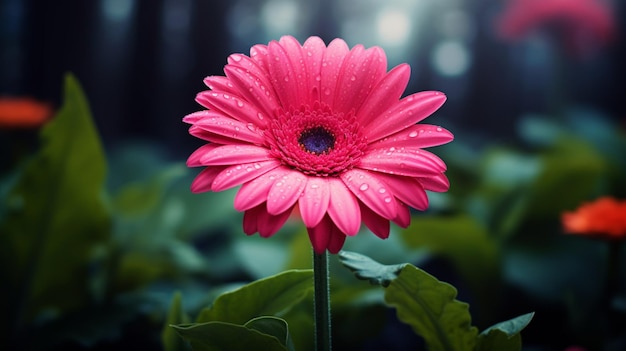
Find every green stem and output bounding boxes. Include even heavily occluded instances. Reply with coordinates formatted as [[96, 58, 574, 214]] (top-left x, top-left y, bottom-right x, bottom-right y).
[[313, 251, 331, 351]]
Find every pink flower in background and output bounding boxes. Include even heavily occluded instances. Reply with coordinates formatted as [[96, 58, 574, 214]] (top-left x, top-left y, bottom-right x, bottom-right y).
[[184, 36, 452, 253], [495, 0, 616, 55]]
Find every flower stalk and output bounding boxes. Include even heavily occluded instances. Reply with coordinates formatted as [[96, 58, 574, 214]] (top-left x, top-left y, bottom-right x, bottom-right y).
[[313, 251, 332, 351]]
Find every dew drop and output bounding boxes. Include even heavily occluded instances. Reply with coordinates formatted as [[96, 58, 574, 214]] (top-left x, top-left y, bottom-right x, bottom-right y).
[[257, 112, 264, 120], [223, 94, 230, 99], [284, 76, 289, 82], [231, 55, 242, 62], [310, 183, 319, 189], [384, 197, 392, 203], [254, 163, 261, 169], [237, 100, 244, 107], [378, 188, 386, 194], [350, 75, 356, 81], [315, 75, 321, 81], [436, 127, 443, 132], [409, 131, 418, 138], [247, 123, 256, 132], [323, 88, 331, 96], [359, 183, 369, 191]]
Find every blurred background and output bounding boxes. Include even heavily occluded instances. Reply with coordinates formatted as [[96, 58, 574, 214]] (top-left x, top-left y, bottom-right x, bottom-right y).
[[1, 0, 626, 351], [2, 0, 624, 157]]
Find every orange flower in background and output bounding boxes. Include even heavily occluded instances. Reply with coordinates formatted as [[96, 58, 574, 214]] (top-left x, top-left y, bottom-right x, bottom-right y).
[[0, 97, 53, 128], [562, 197, 626, 239], [495, 0, 616, 55]]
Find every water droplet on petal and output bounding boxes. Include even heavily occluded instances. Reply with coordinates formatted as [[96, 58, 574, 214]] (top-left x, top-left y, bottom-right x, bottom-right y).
[[359, 183, 369, 191], [409, 131, 418, 138], [350, 75, 356, 81], [237, 100, 244, 107], [310, 183, 319, 189], [436, 127, 443, 132], [378, 188, 386, 194], [231, 55, 242, 62], [323, 88, 331, 96], [257, 112, 264, 120], [384, 197, 392, 203]]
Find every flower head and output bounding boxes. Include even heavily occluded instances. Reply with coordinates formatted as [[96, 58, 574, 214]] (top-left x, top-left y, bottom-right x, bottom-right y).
[[495, 0, 616, 55], [185, 36, 453, 253], [562, 197, 626, 239], [0, 97, 52, 129]]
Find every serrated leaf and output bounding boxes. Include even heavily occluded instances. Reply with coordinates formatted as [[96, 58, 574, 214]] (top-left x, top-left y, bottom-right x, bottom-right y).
[[196, 270, 313, 325], [172, 321, 287, 351], [0, 73, 111, 324], [338, 250, 406, 287], [475, 313, 534, 351], [162, 291, 192, 351], [385, 265, 478, 351], [245, 316, 294, 351]]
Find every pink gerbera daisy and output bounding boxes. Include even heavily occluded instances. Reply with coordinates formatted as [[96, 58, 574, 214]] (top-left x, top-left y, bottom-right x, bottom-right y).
[[184, 35, 453, 254]]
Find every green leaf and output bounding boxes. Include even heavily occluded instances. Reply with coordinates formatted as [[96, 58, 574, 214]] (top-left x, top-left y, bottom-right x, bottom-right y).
[[171, 321, 287, 351], [399, 215, 500, 323], [162, 291, 192, 351], [475, 312, 534, 351], [244, 316, 294, 351], [0, 73, 111, 324], [337, 250, 407, 287], [196, 270, 313, 325], [384, 265, 478, 351]]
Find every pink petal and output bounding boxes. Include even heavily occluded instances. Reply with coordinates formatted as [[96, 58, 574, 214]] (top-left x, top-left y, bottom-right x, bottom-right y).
[[365, 91, 447, 142], [299, 176, 330, 228], [266, 170, 308, 215], [279, 36, 310, 104], [368, 124, 454, 149], [204, 76, 238, 95], [191, 111, 265, 145], [359, 202, 390, 239], [320, 38, 350, 107], [359, 148, 444, 177], [393, 201, 411, 228], [307, 215, 332, 254], [327, 223, 347, 254], [234, 166, 291, 211], [307, 215, 346, 254], [199, 144, 272, 166], [187, 144, 218, 167], [341, 169, 398, 220], [249, 44, 269, 71], [358, 64, 411, 127], [224, 65, 279, 119], [211, 160, 281, 192], [327, 178, 361, 236], [195, 90, 268, 128], [257, 206, 293, 238], [419, 173, 450, 192], [183, 110, 208, 124], [302, 36, 326, 104], [189, 125, 247, 145], [374, 173, 429, 211], [243, 203, 292, 238], [333, 46, 387, 115], [190, 166, 226, 193], [243, 204, 262, 235], [267, 39, 301, 109]]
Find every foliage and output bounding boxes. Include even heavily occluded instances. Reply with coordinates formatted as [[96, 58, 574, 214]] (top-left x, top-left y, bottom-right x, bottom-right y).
[[1, 74, 625, 351]]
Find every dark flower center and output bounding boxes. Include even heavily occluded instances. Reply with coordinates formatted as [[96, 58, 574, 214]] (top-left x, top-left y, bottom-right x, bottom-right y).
[[267, 103, 367, 176], [298, 127, 335, 154]]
